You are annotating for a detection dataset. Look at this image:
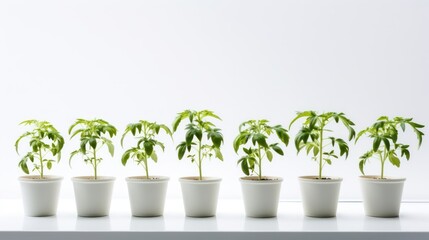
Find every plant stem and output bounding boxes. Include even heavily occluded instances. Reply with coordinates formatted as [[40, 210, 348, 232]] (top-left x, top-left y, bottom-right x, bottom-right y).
[[198, 140, 202, 180], [39, 149, 44, 179], [258, 146, 262, 180], [319, 123, 324, 179], [93, 150, 98, 180], [381, 150, 387, 179], [144, 159, 149, 179]]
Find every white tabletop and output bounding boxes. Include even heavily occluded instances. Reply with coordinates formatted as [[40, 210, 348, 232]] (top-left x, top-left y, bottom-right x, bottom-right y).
[[1, 199, 428, 240]]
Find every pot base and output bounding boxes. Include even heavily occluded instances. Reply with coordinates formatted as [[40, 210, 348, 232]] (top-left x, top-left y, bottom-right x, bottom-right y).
[[299, 176, 342, 218], [240, 176, 283, 218], [19, 175, 63, 217], [72, 176, 115, 217], [179, 177, 221, 218], [126, 176, 169, 217], [360, 176, 405, 218]]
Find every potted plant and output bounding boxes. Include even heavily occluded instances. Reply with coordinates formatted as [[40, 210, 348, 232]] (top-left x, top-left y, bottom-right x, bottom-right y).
[[121, 120, 173, 217], [15, 120, 65, 217], [68, 118, 117, 217], [289, 111, 355, 217], [233, 119, 289, 218], [173, 109, 224, 217], [356, 116, 424, 217]]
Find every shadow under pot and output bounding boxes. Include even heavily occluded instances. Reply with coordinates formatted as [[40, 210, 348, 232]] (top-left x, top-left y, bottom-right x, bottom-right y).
[[240, 176, 283, 218], [126, 176, 169, 217], [72, 176, 115, 217], [19, 175, 63, 217], [299, 176, 342, 218], [179, 177, 221, 217], [360, 176, 405, 218]]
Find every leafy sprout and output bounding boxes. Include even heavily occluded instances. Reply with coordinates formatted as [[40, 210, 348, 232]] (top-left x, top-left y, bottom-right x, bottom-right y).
[[173, 110, 224, 181], [233, 120, 289, 180], [15, 120, 64, 178], [355, 116, 424, 178], [68, 119, 117, 180], [121, 120, 172, 179], [289, 111, 356, 179]]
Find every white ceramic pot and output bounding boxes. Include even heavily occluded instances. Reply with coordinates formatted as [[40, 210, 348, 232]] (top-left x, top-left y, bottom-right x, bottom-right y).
[[240, 176, 283, 218], [19, 175, 63, 217], [360, 175, 405, 217], [299, 176, 342, 218], [179, 177, 221, 217], [126, 176, 169, 217], [72, 176, 115, 217]]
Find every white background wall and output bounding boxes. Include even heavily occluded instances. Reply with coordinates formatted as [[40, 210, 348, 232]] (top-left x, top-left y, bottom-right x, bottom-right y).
[[0, 0, 428, 201]]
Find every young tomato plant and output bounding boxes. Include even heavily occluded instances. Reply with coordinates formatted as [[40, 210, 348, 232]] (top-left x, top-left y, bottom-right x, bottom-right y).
[[173, 110, 224, 181], [233, 120, 289, 180], [69, 119, 117, 180], [121, 120, 172, 179], [289, 111, 356, 179], [15, 120, 65, 179], [356, 116, 424, 179]]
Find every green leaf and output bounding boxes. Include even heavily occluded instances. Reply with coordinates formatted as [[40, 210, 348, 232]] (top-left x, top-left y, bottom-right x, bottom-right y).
[[69, 150, 80, 167], [172, 110, 191, 132], [401, 147, 410, 160], [20, 161, 29, 174], [80, 139, 87, 154], [233, 133, 249, 153], [47, 161, 52, 170], [248, 157, 256, 170], [89, 138, 97, 150], [294, 127, 311, 150], [266, 150, 273, 161], [185, 129, 194, 144], [144, 141, 154, 156], [68, 119, 83, 135], [273, 126, 289, 146], [121, 149, 132, 166], [177, 143, 186, 160], [358, 151, 374, 175], [313, 146, 319, 156], [388, 151, 400, 167], [209, 130, 223, 148], [271, 144, 284, 155], [195, 129, 203, 141], [15, 131, 32, 154], [359, 159, 365, 175], [30, 140, 39, 152], [305, 143, 314, 155], [253, 133, 268, 148], [289, 111, 315, 130], [336, 138, 349, 158], [382, 138, 390, 151], [355, 129, 367, 143], [400, 122, 406, 131], [373, 137, 381, 152], [214, 148, 223, 161], [105, 138, 115, 156], [120, 130, 130, 147], [159, 124, 173, 137], [151, 151, 158, 162], [240, 158, 250, 176]]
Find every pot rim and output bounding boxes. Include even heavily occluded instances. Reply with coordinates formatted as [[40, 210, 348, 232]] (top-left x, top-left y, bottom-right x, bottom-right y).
[[299, 175, 343, 183], [239, 176, 283, 184], [71, 176, 116, 183], [359, 175, 406, 182], [126, 176, 170, 182], [179, 176, 221, 183], [18, 175, 63, 182]]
